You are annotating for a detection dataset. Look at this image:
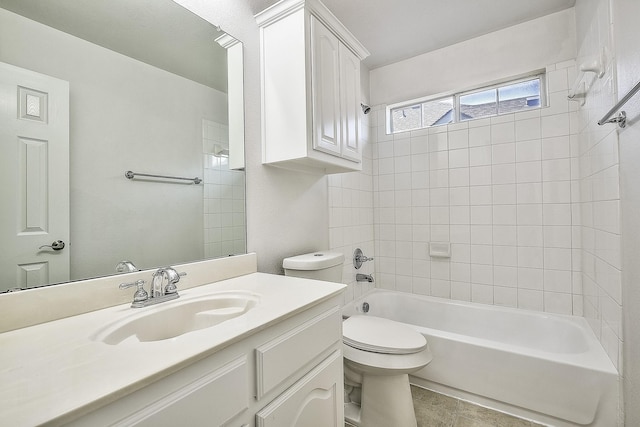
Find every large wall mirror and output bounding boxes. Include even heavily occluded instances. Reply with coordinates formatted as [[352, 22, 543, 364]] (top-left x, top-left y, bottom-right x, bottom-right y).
[[0, 0, 246, 293]]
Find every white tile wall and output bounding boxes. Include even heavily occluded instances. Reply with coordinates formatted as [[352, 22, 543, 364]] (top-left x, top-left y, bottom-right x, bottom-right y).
[[574, 0, 622, 373], [367, 60, 581, 315], [202, 119, 246, 259], [328, 111, 376, 304]]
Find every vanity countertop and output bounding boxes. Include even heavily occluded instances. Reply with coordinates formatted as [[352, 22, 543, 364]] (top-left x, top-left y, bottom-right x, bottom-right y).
[[0, 272, 345, 426]]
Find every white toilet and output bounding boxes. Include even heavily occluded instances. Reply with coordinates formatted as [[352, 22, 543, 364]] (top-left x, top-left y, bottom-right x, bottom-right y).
[[282, 251, 345, 282], [283, 251, 433, 427], [342, 315, 432, 427]]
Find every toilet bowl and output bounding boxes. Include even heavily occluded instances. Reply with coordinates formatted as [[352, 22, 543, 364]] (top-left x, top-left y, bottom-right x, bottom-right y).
[[282, 251, 432, 427], [342, 315, 433, 427]]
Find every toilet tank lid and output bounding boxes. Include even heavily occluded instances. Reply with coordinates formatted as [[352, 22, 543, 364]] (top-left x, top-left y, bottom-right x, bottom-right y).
[[283, 252, 345, 270]]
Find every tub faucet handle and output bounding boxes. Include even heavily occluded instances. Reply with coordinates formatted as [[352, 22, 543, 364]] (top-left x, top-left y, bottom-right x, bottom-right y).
[[353, 248, 374, 269]]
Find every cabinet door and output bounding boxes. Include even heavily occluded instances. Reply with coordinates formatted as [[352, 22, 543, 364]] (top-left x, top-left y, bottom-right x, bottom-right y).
[[256, 350, 343, 427], [310, 16, 341, 157], [339, 44, 361, 163]]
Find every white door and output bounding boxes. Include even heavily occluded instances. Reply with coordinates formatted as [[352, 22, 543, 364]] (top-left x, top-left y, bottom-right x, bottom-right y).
[[0, 62, 69, 292]]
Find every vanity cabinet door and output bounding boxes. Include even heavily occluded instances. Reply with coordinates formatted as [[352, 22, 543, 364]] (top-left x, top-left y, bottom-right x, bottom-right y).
[[256, 350, 343, 427]]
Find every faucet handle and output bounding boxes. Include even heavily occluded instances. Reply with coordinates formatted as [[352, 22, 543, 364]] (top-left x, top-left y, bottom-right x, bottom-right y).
[[119, 279, 148, 302], [161, 268, 186, 294], [353, 248, 374, 269], [165, 268, 186, 283]]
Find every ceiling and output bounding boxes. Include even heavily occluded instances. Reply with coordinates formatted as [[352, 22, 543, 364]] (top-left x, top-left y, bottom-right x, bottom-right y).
[[248, 0, 576, 69], [0, 0, 229, 92], [2, 0, 577, 87]]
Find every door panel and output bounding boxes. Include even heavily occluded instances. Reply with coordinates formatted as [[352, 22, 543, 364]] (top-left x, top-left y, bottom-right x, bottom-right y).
[[0, 61, 69, 291], [310, 16, 341, 156], [339, 44, 361, 162], [19, 137, 49, 233]]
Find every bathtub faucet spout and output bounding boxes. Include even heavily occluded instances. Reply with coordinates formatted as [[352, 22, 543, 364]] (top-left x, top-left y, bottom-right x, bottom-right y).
[[356, 273, 374, 283]]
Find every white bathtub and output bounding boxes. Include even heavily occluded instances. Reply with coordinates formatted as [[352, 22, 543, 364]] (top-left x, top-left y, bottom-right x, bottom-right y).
[[342, 290, 618, 427]]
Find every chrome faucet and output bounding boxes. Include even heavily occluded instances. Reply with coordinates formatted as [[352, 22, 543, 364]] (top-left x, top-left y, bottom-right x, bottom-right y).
[[356, 273, 374, 283], [152, 267, 185, 297], [120, 267, 186, 308], [115, 260, 138, 273]]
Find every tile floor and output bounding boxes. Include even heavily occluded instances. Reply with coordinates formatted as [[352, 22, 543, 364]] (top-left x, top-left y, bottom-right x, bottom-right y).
[[347, 386, 545, 427], [411, 386, 545, 427]]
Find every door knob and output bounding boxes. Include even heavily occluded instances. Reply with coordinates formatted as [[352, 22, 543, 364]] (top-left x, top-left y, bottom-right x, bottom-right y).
[[39, 240, 65, 251]]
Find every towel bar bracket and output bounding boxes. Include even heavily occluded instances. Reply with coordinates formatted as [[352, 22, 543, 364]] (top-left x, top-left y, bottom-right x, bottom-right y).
[[600, 111, 627, 128], [599, 80, 640, 128]]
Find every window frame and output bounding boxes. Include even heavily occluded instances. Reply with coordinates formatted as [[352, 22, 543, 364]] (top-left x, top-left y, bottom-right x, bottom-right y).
[[386, 71, 547, 134]]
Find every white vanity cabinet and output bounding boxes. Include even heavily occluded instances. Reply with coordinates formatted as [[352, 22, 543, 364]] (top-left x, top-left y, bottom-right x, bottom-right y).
[[66, 297, 344, 427], [256, 0, 369, 174]]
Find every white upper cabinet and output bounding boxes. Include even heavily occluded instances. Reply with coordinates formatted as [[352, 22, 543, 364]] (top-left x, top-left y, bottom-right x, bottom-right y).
[[256, 0, 369, 174]]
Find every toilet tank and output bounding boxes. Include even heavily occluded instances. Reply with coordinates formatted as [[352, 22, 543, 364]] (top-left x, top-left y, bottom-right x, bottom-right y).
[[283, 251, 344, 283]]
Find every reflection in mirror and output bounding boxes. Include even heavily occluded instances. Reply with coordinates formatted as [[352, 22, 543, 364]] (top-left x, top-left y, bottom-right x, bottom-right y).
[[0, 0, 246, 293]]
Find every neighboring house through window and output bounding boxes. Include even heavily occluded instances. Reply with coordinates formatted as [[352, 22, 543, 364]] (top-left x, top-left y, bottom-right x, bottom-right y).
[[388, 73, 545, 134]]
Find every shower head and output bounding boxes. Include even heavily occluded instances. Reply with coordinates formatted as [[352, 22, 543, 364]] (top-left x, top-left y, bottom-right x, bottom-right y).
[[361, 103, 371, 114]]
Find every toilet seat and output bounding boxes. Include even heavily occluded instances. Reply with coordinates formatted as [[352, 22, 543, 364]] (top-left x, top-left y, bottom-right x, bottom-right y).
[[343, 315, 427, 355], [342, 316, 433, 427]]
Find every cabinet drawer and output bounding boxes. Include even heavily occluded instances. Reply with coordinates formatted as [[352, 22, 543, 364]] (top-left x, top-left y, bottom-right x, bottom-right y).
[[116, 356, 248, 427], [255, 306, 341, 398]]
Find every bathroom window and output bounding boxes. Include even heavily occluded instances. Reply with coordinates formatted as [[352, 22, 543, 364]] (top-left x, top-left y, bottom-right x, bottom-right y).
[[460, 77, 541, 121], [388, 73, 544, 133], [390, 97, 454, 132]]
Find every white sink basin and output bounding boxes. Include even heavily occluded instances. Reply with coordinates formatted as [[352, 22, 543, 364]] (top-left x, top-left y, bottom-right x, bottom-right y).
[[92, 291, 260, 345]]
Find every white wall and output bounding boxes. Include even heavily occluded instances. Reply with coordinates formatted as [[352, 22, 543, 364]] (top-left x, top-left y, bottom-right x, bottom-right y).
[[175, 0, 329, 275], [370, 9, 577, 106], [611, 0, 640, 424], [0, 8, 228, 279]]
